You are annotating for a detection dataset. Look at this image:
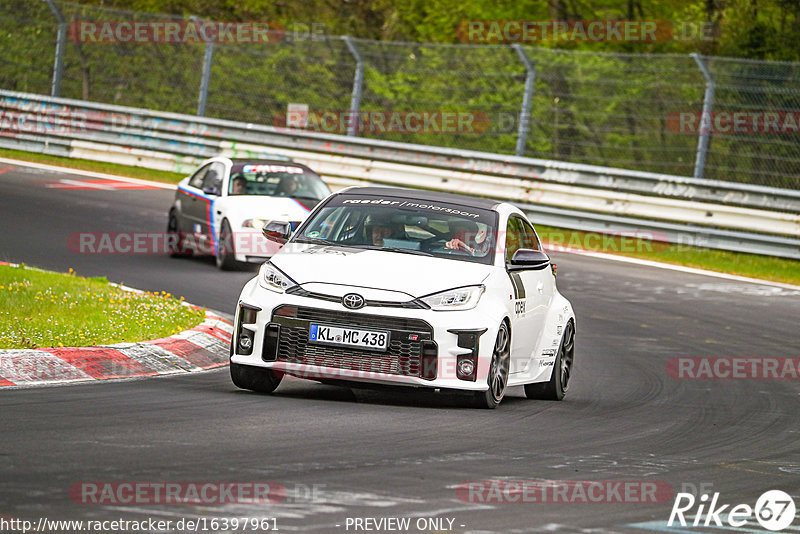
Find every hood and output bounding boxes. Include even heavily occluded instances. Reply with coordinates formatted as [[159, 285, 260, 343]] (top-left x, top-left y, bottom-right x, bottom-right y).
[[272, 243, 493, 298], [216, 196, 315, 223]]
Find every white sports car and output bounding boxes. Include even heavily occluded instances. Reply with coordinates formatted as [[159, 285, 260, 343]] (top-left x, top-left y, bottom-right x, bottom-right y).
[[167, 157, 331, 269], [230, 186, 576, 408]]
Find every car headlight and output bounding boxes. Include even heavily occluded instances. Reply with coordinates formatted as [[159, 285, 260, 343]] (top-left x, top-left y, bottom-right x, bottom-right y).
[[258, 262, 297, 293], [242, 218, 266, 229], [420, 285, 485, 311]]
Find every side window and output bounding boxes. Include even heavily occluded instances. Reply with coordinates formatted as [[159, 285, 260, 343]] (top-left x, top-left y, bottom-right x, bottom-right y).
[[519, 219, 541, 251], [505, 216, 523, 264], [202, 163, 225, 196], [188, 164, 209, 189]]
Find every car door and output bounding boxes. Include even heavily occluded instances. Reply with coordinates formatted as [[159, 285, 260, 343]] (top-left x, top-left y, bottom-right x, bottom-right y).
[[506, 214, 553, 374], [178, 163, 211, 233]]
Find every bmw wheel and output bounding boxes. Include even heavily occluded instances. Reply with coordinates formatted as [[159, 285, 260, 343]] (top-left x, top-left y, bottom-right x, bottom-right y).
[[525, 320, 574, 401], [166, 211, 186, 257], [473, 322, 510, 409], [215, 219, 238, 270], [230, 362, 283, 394]]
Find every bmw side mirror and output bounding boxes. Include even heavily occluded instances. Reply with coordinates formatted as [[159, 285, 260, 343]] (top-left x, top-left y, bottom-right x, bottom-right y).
[[509, 249, 550, 270], [262, 221, 292, 244]]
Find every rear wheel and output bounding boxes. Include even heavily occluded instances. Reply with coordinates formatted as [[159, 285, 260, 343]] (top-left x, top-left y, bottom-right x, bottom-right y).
[[215, 219, 238, 270], [525, 320, 574, 401], [230, 362, 283, 394], [473, 322, 510, 409]]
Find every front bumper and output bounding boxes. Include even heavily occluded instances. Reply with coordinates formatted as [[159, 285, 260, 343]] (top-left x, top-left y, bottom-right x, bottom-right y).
[[230, 280, 501, 391]]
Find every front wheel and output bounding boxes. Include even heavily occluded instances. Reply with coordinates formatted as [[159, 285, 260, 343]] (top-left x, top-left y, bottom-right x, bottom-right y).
[[525, 320, 574, 401], [167, 212, 186, 257], [473, 322, 510, 409], [230, 362, 283, 394], [215, 219, 239, 270]]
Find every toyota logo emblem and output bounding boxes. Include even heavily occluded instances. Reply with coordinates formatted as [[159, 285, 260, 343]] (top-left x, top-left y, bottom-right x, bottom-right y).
[[342, 293, 365, 310]]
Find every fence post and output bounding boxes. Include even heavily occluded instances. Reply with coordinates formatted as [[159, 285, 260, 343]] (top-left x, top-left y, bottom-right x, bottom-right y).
[[342, 36, 364, 137], [691, 53, 715, 179], [44, 0, 66, 97], [512, 44, 535, 157], [193, 16, 214, 117]]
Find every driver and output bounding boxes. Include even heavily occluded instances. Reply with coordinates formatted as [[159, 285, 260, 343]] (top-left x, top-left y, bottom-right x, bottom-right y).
[[230, 175, 247, 195], [275, 176, 299, 196], [445, 221, 491, 255]]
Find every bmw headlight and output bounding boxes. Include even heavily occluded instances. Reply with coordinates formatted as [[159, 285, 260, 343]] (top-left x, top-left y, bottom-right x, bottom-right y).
[[242, 218, 266, 229], [420, 285, 485, 311], [258, 262, 297, 293]]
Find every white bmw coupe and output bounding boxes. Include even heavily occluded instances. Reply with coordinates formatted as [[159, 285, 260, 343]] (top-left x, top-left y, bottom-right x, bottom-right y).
[[230, 186, 576, 408], [167, 157, 331, 269]]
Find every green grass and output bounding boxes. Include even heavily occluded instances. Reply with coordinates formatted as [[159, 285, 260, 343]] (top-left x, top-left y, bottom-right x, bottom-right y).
[[2, 148, 798, 286], [0, 263, 205, 349], [0, 148, 186, 184], [536, 225, 800, 286]]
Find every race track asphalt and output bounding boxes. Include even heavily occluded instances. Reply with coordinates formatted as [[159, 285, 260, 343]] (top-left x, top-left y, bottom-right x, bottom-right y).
[[1, 162, 798, 533]]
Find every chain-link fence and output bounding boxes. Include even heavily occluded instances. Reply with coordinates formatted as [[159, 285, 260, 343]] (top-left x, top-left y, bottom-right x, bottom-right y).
[[3, 0, 800, 189]]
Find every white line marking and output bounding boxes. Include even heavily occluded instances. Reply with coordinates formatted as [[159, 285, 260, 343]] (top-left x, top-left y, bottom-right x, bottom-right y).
[[0, 157, 176, 190], [551, 247, 800, 290]]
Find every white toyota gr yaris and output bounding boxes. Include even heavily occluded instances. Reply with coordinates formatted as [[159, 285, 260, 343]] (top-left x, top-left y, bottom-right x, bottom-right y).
[[230, 186, 575, 408]]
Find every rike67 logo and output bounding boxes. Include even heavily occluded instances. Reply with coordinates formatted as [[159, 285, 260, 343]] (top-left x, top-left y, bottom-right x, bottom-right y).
[[669, 490, 796, 531]]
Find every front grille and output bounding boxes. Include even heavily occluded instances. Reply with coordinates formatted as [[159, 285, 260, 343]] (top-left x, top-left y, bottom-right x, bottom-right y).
[[286, 286, 427, 309], [270, 305, 434, 378]]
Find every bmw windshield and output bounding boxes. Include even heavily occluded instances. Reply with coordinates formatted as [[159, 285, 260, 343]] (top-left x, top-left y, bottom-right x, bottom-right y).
[[293, 194, 498, 265], [228, 163, 330, 201]]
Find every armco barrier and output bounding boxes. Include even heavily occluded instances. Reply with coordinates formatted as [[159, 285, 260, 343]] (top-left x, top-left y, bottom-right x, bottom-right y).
[[1, 89, 798, 259]]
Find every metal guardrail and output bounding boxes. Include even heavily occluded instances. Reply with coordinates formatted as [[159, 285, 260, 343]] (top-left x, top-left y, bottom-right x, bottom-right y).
[[1, 89, 799, 259]]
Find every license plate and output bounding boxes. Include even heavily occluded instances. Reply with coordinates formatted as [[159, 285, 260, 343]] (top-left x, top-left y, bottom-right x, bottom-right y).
[[308, 324, 390, 351]]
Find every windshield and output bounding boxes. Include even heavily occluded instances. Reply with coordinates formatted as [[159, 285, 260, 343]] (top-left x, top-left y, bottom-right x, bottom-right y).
[[228, 163, 330, 200], [294, 194, 498, 265]]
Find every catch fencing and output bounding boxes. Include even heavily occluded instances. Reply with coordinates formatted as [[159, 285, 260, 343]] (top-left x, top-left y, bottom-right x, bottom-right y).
[[3, 0, 800, 189]]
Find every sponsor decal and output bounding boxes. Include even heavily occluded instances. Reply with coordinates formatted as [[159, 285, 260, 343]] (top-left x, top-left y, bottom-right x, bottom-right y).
[[242, 164, 304, 174]]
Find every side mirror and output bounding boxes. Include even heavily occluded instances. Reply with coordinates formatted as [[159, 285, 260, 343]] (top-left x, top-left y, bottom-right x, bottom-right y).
[[202, 187, 219, 196], [509, 249, 550, 270], [262, 221, 292, 244]]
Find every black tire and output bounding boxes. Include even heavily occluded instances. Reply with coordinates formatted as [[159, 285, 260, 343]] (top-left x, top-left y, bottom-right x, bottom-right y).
[[215, 219, 238, 270], [230, 362, 283, 394], [473, 321, 511, 409], [525, 320, 575, 401], [166, 212, 186, 257]]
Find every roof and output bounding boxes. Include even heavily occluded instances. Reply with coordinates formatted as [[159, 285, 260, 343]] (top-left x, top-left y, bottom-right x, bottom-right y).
[[229, 158, 307, 168], [337, 186, 501, 210]]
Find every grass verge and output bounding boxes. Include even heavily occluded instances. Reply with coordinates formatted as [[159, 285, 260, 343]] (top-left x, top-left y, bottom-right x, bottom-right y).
[[0, 263, 205, 349], [536, 225, 800, 286], [0, 148, 186, 184], [1, 149, 797, 286]]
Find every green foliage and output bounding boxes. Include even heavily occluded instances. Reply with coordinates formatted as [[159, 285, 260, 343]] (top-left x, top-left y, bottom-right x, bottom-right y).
[[0, 264, 204, 349]]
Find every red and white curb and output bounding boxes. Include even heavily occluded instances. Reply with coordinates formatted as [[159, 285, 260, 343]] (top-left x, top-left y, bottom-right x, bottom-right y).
[[0, 311, 232, 388], [0, 259, 233, 387]]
